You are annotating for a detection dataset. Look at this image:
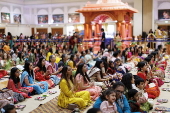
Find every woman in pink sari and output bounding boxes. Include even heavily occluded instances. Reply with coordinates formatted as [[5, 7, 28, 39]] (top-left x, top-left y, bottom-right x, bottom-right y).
[[75, 63, 102, 100], [45, 55, 63, 78]]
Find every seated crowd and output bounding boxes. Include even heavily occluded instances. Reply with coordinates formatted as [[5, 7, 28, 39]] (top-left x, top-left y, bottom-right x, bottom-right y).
[[0, 39, 168, 113]]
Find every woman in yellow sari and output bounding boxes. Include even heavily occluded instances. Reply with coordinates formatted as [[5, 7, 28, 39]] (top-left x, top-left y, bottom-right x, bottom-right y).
[[57, 66, 91, 109]]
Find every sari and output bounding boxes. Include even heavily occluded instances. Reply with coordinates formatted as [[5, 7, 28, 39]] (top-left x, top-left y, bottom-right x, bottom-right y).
[[57, 79, 91, 109], [75, 74, 101, 100], [45, 61, 62, 79], [34, 67, 60, 87], [20, 71, 48, 94], [7, 79, 33, 98]]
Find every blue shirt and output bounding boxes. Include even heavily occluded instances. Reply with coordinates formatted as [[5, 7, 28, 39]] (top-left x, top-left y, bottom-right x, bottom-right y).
[[116, 95, 131, 113], [93, 97, 102, 108]]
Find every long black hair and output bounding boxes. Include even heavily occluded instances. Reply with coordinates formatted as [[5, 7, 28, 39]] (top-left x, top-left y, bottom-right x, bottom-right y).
[[108, 61, 116, 70], [31, 48, 36, 59], [112, 81, 125, 90], [23, 61, 34, 78], [101, 56, 108, 72], [130, 47, 134, 55], [94, 59, 104, 78], [17, 52, 24, 62], [48, 48, 53, 53], [9, 67, 20, 84], [37, 57, 46, 72], [37, 48, 42, 57], [70, 54, 76, 67], [60, 54, 66, 62], [137, 61, 147, 72], [122, 49, 127, 62], [75, 63, 91, 82], [60, 66, 74, 89], [121, 73, 133, 90]]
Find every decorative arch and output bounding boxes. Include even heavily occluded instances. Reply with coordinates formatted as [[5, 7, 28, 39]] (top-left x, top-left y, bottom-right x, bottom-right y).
[[37, 9, 48, 15], [1, 6, 10, 12], [158, 2, 170, 9], [52, 8, 63, 14], [68, 7, 78, 13], [13, 8, 21, 14], [90, 12, 117, 22]]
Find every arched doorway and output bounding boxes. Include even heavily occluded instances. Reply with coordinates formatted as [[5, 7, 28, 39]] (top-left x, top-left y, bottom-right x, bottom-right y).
[[91, 14, 116, 51]]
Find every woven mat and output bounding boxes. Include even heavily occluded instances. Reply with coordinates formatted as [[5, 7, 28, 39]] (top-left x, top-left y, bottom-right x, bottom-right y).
[[30, 97, 72, 113]]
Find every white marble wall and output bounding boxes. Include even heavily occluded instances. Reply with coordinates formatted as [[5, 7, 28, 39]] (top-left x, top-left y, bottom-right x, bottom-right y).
[[133, 0, 142, 36]]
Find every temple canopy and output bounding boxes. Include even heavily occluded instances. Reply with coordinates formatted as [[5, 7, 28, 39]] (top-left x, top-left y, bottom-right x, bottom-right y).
[[76, 0, 138, 52], [76, 0, 138, 13]]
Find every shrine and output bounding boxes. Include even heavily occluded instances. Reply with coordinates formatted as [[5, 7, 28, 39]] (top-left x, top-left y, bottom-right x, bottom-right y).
[[76, 0, 138, 52]]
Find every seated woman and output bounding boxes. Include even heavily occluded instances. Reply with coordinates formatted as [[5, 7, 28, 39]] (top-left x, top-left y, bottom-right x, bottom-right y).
[[34, 57, 60, 88], [84, 49, 96, 67], [46, 48, 53, 61], [144, 56, 164, 87], [88, 60, 110, 84], [121, 73, 136, 96], [0, 59, 8, 78], [0, 89, 14, 108], [15, 52, 25, 65], [57, 66, 91, 109], [114, 59, 126, 74], [67, 54, 77, 76], [20, 61, 48, 94], [137, 61, 150, 82], [151, 51, 165, 79], [45, 55, 63, 79], [75, 63, 101, 100], [107, 61, 122, 82], [58, 54, 68, 68], [1, 53, 14, 71], [7, 67, 33, 98]]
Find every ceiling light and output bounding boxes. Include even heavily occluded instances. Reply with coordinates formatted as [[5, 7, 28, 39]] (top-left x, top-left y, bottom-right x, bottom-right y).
[[41, 25, 43, 27], [56, 24, 58, 26], [165, 21, 168, 23]]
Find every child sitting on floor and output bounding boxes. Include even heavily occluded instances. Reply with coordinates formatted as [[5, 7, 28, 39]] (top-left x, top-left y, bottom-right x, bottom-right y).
[[100, 90, 118, 113], [135, 78, 153, 112], [135, 78, 148, 99], [128, 89, 144, 112]]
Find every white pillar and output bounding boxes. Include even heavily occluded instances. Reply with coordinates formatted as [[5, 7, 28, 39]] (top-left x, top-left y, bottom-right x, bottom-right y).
[[10, 5, 13, 23], [152, 0, 157, 31], [48, 7, 52, 24], [63, 6, 68, 35], [133, 0, 142, 37]]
